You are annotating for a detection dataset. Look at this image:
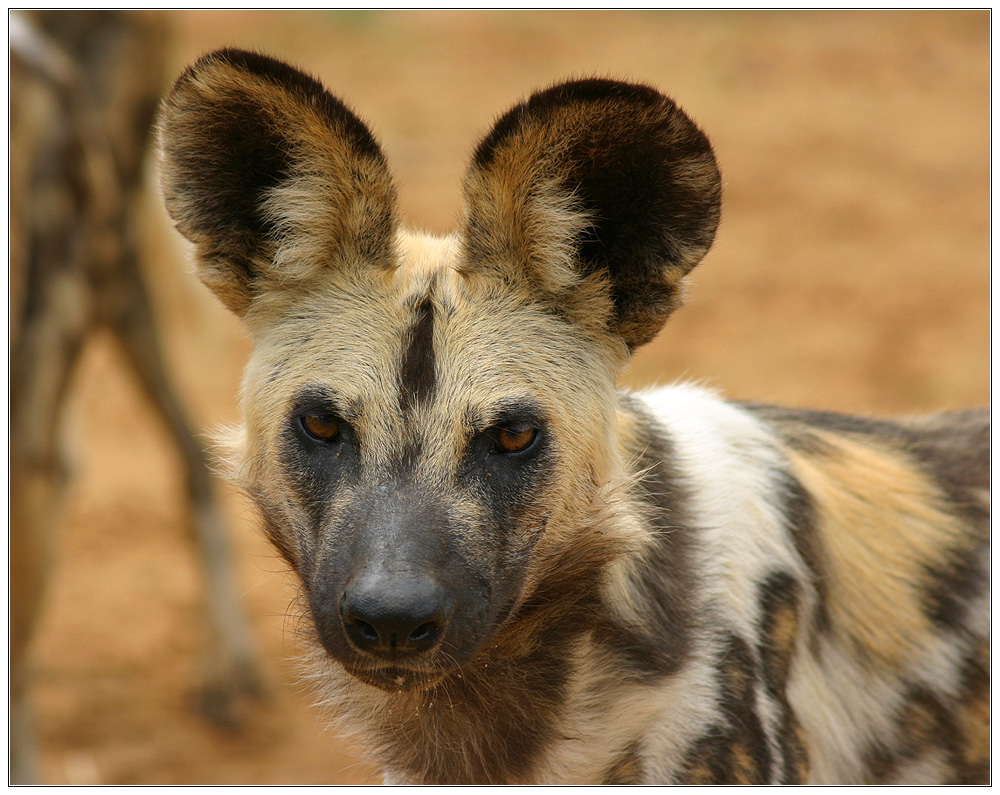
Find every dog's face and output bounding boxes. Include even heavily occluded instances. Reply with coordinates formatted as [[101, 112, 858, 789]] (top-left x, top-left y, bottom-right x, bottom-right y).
[[158, 50, 720, 691], [239, 237, 626, 690]]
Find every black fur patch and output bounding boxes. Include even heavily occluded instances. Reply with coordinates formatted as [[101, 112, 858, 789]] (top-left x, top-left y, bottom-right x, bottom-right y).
[[473, 79, 667, 170], [678, 635, 772, 784], [756, 572, 809, 783], [161, 48, 394, 272], [775, 470, 830, 638], [171, 92, 291, 257], [595, 396, 694, 678], [922, 542, 989, 630], [398, 297, 436, 412], [186, 49, 386, 165], [278, 386, 360, 551], [458, 399, 555, 584]]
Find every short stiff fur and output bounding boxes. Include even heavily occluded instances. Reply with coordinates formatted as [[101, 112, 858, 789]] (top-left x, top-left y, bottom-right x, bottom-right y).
[[157, 49, 989, 785]]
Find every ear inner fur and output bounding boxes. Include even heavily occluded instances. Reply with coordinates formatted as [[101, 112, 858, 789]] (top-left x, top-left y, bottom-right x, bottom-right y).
[[460, 78, 722, 349], [156, 48, 398, 316]]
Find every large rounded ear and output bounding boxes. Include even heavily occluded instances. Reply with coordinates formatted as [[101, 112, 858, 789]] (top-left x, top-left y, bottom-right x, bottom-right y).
[[157, 49, 398, 316], [461, 79, 721, 349]]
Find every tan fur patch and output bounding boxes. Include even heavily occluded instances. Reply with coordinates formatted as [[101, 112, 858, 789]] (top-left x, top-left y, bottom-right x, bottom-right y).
[[768, 600, 799, 669], [785, 429, 971, 668]]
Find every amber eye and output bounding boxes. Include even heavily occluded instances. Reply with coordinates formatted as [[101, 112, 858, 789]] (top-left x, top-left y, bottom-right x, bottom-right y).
[[494, 424, 538, 454], [301, 413, 340, 442]]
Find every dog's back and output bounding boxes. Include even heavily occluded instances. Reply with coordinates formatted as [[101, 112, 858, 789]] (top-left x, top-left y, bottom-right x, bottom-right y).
[[617, 386, 989, 784]]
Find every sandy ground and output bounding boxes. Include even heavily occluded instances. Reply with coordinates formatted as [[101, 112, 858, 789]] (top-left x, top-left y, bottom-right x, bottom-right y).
[[20, 10, 989, 785]]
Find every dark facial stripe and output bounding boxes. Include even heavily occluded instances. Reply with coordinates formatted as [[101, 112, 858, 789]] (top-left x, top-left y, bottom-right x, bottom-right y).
[[398, 296, 436, 412]]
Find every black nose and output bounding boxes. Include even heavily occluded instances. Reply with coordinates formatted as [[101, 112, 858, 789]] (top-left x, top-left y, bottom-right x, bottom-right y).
[[340, 574, 449, 658]]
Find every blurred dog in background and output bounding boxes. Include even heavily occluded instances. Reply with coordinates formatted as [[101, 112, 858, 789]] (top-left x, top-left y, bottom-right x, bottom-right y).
[[9, 11, 261, 783]]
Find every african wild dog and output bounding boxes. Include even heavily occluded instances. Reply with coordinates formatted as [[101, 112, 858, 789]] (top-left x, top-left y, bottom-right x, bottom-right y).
[[10, 14, 261, 783], [156, 49, 989, 785]]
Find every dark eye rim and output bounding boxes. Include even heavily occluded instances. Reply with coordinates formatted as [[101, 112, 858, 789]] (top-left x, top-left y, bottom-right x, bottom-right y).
[[299, 412, 343, 443], [489, 423, 541, 456]]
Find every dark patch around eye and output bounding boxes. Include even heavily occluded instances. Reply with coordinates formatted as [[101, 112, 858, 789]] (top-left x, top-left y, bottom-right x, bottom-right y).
[[457, 400, 553, 546], [290, 386, 361, 424], [280, 387, 359, 533], [465, 400, 548, 460], [480, 400, 547, 434]]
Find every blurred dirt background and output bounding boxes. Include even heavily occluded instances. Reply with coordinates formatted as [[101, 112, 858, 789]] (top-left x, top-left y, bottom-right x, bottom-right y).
[[21, 9, 989, 786]]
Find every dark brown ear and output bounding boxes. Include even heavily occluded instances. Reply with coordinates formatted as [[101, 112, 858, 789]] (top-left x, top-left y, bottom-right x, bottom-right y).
[[461, 79, 721, 349], [157, 49, 398, 316]]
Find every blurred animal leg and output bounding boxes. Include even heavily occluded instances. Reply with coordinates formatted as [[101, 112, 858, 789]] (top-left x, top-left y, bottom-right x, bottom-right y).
[[10, 261, 92, 783], [106, 257, 264, 725]]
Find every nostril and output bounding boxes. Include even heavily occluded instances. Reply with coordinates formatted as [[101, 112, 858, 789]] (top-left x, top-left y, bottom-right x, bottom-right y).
[[339, 576, 448, 658], [409, 622, 437, 645], [348, 618, 379, 645]]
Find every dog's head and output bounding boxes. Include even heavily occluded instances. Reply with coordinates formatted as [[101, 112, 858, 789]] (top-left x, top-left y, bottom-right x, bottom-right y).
[[158, 50, 720, 691]]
